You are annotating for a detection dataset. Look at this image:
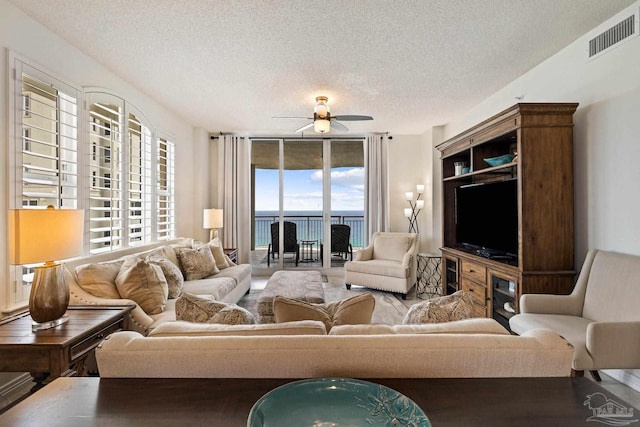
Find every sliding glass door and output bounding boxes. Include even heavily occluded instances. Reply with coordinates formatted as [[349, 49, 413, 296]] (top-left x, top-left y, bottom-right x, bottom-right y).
[[251, 138, 364, 270]]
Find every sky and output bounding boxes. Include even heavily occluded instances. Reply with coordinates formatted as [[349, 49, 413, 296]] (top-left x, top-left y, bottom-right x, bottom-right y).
[[254, 167, 364, 212]]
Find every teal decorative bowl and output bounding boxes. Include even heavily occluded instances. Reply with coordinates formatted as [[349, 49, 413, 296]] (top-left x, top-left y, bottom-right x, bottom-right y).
[[484, 154, 515, 167], [247, 378, 431, 427]]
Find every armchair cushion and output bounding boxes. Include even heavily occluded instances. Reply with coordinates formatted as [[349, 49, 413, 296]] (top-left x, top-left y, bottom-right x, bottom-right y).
[[344, 259, 408, 279], [373, 234, 411, 262]]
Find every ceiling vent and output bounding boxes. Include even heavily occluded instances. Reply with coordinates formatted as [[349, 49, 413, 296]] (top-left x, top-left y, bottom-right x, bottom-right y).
[[588, 10, 638, 60]]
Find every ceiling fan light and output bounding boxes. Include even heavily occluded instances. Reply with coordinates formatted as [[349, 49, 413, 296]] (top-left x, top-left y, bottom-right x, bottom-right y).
[[314, 119, 331, 133], [314, 96, 330, 119]]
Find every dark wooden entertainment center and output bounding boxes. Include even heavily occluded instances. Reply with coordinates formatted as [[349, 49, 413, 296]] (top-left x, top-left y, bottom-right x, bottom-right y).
[[436, 103, 578, 329]]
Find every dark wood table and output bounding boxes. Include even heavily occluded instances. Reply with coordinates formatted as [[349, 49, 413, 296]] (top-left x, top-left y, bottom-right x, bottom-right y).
[[1, 376, 638, 426], [0, 305, 134, 389]]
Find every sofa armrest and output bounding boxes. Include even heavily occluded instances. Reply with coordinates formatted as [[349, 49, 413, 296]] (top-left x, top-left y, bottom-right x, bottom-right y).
[[587, 321, 640, 368], [519, 293, 583, 316]]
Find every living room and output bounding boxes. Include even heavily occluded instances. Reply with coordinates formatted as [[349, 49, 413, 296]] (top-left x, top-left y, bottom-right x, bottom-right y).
[[1, 0, 640, 423]]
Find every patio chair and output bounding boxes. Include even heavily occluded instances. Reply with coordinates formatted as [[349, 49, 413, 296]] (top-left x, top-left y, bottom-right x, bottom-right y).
[[267, 221, 299, 266], [320, 224, 353, 261]]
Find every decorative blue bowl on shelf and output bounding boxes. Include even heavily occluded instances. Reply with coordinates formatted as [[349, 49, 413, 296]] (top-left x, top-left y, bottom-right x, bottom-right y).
[[484, 154, 515, 167]]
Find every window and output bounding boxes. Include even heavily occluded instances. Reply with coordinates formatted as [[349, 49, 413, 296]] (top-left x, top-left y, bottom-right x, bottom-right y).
[[127, 113, 152, 246]]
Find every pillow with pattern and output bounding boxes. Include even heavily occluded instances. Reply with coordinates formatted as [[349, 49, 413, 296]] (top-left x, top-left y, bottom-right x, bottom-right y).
[[147, 256, 184, 298], [175, 292, 254, 324], [175, 246, 219, 281], [402, 290, 474, 324]]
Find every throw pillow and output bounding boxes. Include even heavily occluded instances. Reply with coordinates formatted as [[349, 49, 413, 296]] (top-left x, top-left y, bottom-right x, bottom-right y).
[[147, 256, 184, 298], [402, 290, 474, 324], [175, 246, 219, 281], [115, 258, 169, 315], [75, 259, 124, 299], [207, 238, 230, 269], [175, 292, 255, 324], [148, 246, 182, 271], [273, 292, 375, 331]]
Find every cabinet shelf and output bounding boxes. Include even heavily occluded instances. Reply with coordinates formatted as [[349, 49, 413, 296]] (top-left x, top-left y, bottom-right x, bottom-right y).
[[442, 162, 517, 182], [493, 286, 514, 298]]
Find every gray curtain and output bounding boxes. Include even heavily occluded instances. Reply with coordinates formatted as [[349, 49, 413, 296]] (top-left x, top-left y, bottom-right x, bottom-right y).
[[365, 134, 390, 241], [217, 135, 251, 263]]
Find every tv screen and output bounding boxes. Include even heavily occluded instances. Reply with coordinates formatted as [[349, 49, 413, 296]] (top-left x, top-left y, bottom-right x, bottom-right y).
[[455, 179, 518, 257]]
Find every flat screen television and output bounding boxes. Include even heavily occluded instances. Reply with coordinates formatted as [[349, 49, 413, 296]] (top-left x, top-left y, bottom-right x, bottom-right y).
[[455, 179, 518, 259]]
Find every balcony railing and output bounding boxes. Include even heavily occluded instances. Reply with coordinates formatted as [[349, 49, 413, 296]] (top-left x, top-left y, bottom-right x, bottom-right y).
[[254, 214, 364, 249]]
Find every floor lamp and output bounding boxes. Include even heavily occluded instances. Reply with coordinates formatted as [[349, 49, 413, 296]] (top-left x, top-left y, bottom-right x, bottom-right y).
[[9, 206, 84, 331], [203, 208, 224, 242], [404, 184, 424, 234]]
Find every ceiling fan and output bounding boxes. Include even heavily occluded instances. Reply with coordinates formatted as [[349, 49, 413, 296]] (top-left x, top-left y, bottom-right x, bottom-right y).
[[274, 96, 373, 133]]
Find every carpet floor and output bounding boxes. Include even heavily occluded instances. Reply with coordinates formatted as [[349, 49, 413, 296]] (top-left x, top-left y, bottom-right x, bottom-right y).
[[238, 275, 426, 325]]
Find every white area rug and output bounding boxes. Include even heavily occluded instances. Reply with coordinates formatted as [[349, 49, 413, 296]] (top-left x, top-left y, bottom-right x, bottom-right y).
[[239, 275, 424, 325]]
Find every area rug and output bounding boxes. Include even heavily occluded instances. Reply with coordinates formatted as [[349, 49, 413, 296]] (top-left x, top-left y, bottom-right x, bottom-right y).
[[238, 276, 424, 325]]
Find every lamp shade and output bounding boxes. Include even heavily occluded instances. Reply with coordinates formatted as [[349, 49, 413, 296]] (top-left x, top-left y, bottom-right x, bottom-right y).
[[9, 208, 84, 265], [314, 119, 331, 133], [203, 208, 224, 229]]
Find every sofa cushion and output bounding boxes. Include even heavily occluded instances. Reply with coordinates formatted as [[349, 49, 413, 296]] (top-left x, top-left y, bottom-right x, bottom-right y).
[[149, 320, 327, 336], [329, 318, 510, 335], [175, 292, 254, 325], [148, 256, 184, 298], [115, 258, 169, 315], [182, 277, 236, 301], [175, 246, 219, 281], [273, 293, 375, 331], [75, 259, 124, 299], [403, 290, 474, 324], [343, 259, 408, 278], [372, 234, 410, 262]]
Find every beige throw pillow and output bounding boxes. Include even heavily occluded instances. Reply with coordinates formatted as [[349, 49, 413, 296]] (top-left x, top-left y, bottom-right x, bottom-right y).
[[115, 258, 168, 315], [207, 238, 230, 269], [402, 290, 474, 324], [147, 256, 184, 298], [148, 246, 182, 270], [273, 292, 375, 331], [175, 293, 255, 324], [175, 246, 219, 281], [75, 259, 124, 299]]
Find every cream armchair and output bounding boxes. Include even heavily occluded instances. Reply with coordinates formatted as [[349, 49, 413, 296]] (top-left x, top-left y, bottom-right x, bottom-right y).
[[509, 249, 640, 380], [344, 232, 418, 299]]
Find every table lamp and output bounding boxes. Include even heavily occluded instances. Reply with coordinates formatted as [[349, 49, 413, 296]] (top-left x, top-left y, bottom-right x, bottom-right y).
[[203, 208, 223, 241], [9, 206, 84, 331]]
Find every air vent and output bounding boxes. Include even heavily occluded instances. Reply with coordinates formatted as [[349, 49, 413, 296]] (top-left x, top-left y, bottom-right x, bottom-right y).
[[588, 13, 637, 59]]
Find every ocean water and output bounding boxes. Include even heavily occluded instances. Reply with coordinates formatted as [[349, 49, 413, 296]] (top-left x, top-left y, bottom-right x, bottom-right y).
[[254, 210, 364, 247]]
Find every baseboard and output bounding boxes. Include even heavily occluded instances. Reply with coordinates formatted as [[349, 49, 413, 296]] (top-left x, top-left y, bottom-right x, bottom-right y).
[[602, 369, 640, 393]]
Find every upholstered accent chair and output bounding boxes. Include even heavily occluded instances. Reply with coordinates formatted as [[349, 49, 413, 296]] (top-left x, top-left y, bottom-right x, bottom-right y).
[[320, 224, 353, 261], [510, 249, 640, 380], [344, 232, 418, 299], [267, 221, 299, 267]]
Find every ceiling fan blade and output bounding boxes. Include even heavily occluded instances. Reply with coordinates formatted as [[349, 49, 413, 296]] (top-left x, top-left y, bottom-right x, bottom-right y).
[[332, 115, 373, 121], [273, 116, 313, 120], [331, 121, 350, 132], [294, 122, 314, 133]]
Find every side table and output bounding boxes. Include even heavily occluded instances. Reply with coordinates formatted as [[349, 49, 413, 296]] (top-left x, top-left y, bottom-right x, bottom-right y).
[[224, 248, 238, 264], [0, 305, 134, 390], [416, 252, 442, 299], [300, 240, 317, 262]]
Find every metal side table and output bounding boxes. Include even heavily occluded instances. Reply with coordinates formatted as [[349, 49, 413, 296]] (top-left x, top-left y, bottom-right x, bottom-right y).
[[416, 252, 442, 299]]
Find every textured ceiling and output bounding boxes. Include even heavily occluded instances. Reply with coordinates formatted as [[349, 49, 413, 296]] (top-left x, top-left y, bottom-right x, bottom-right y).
[[8, 0, 635, 135]]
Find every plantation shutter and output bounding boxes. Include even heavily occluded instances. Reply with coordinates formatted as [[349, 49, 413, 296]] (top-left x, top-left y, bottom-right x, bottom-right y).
[[156, 137, 176, 240], [88, 100, 124, 253], [127, 113, 152, 245]]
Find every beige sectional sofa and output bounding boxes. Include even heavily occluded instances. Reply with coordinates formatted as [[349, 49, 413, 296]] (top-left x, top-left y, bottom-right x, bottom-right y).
[[64, 238, 251, 334], [96, 318, 574, 378]]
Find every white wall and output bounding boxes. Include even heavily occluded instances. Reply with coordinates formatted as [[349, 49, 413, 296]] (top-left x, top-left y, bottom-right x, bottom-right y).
[[0, 0, 200, 311], [438, 2, 640, 390]]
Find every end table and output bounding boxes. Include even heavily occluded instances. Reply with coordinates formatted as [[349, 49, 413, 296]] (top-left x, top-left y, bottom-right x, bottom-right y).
[[0, 305, 134, 390], [416, 252, 442, 299]]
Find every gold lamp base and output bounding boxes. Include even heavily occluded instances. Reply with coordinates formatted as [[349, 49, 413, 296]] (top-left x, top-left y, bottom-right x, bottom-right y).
[[29, 262, 70, 332]]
